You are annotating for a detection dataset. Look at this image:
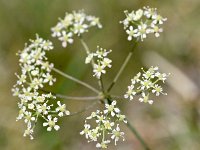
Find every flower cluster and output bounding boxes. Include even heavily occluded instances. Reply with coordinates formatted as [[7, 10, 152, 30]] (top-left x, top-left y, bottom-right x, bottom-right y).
[[124, 66, 169, 104], [51, 10, 102, 47], [85, 46, 112, 79], [12, 35, 70, 139], [120, 6, 167, 41], [80, 101, 127, 148]]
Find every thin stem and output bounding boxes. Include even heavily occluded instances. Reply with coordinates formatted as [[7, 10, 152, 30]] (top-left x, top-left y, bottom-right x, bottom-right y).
[[39, 88, 101, 101], [56, 94, 101, 101], [79, 37, 104, 91], [66, 101, 99, 117], [107, 42, 138, 92], [52, 67, 99, 94], [126, 119, 151, 150]]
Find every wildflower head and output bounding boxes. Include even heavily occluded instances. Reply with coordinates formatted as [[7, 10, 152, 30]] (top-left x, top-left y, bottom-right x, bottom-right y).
[[80, 100, 127, 149], [124, 66, 170, 104], [12, 35, 70, 139], [51, 10, 102, 47], [121, 7, 167, 41], [85, 46, 112, 79]]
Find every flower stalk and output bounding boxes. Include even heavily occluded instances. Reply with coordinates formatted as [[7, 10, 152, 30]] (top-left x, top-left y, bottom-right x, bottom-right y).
[[52, 67, 99, 94], [107, 42, 138, 92]]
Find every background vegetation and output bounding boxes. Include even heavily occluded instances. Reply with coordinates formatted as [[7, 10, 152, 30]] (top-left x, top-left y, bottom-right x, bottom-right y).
[[0, 0, 200, 149]]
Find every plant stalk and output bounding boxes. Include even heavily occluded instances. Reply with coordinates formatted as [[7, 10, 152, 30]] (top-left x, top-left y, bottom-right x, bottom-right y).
[[126, 119, 151, 150], [52, 67, 99, 94], [107, 42, 138, 92]]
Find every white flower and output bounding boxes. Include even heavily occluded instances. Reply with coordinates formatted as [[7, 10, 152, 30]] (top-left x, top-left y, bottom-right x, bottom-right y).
[[96, 115, 105, 123], [80, 123, 91, 139], [116, 114, 127, 123], [42, 73, 56, 85], [150, 24, 163, 37], [111, 124, 125, 145], [101, 58, 112, 68], [152, 84, 166, 96], [96, 140, 110, 149], [124, 85, 136, 100], [139, 93, 153, 104], [24, 112, 35, 123], [140, 79, 153, 90], [41, 40, 53, 50], [56, 101, 70, 117], [104, 101, 120, 116], [133, 9, 143, 21], [51, 23, 62, 37], [86, 46, 112, 79], [59, 31, 73, 47], [152, 14, 167, 25], [23, 126, 34, 140], [43, 115, 60, 131], [93, 64, 106, 79], [126, 26, 137, 41], [89, 128, 100, 141], [37, 103, 51, 115], [134, 23, 150, 41], [143, 6, 157, 18], [74, 22, 88, 36], [103, 120, 115, 130], [87, 16, 102, 28], [85, 53, 93, 64]]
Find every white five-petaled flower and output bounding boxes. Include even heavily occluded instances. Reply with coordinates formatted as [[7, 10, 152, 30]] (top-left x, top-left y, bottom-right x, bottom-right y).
[[139, 92, 153, 104], [104, 101, 120, 116], [124, 85, 136, 100], [126, 26, 137, 41], [56, 101, 70, 117], [43, 115, 60, 131], [150, 24, 163, 37], [111, 124, 125, 145], [101, 58, 112, 68], [93, 64, 106, 79], [134, 23, 150, 41], [43, 73, 56, 85], [80, 123, 91, 139], [59, 31, 73, 47]]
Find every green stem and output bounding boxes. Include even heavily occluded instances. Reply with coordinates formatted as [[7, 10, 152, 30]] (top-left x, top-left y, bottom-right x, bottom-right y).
[[126, 119, 151, 150], [66, 101, 99, 117], [56, 94, 101, 101], [52, 67, 99, 94], [107, 43, 138, 92]]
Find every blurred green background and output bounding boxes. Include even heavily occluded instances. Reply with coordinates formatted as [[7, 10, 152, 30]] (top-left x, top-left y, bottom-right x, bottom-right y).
[[0, 0, 200, 150]]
